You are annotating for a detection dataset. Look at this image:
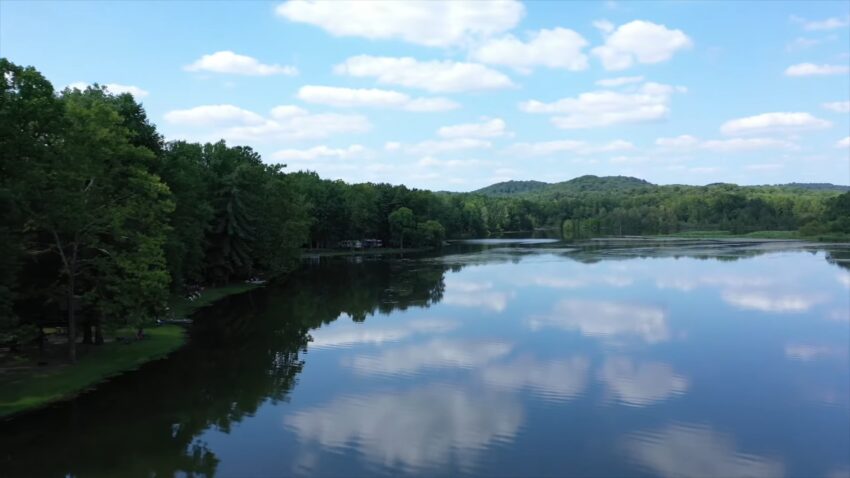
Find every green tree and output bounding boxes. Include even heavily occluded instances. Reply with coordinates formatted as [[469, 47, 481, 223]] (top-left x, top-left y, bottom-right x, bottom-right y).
[[388, 207, 415, 250]]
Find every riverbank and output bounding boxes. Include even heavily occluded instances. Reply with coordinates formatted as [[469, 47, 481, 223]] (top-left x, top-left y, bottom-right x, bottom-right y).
[[659, 230, 850, 242], [301, 247, 430, 258], [0, 282, 264, 419]]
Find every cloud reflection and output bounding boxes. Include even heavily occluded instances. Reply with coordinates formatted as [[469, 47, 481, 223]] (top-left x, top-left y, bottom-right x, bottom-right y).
[[310, 318, 457, 349], [722, 290, 825, 313], [346, 339, 512, 376], [599, 358, 688, 407], [784, 343, 847, 362], [442, 279, 513, 312], [528, 299, 670, 344], [284, 385, 523, 471], [626, 423, 785, 478], [479, 356, 590, 402]]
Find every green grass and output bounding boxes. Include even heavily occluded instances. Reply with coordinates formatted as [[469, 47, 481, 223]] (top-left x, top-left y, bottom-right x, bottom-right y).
[[301, 247, 429, 258], [0, 325, 184, 419], [167, 282, 261, 318], [1, 282, 264, 419]]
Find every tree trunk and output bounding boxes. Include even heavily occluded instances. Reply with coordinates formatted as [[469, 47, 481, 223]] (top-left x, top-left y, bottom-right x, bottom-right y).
[[82, 320, 92, 345], [67, 277, 76, 363], [94, 315, 104, 345]]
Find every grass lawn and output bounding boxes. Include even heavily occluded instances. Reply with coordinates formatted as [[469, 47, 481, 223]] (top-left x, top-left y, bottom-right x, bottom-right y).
[[0, 325, 184, 419], [1, 281, 265, 419]]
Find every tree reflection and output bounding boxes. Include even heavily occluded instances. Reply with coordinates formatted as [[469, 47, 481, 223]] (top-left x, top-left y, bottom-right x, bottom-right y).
[[0, 258, 452, 477]]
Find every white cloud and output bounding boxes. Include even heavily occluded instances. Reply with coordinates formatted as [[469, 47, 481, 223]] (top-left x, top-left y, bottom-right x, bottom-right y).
[[626, 423, 784, 478], [786, 37, 822, 52], [470, 27, 589, 73], [296, 85, 458, 112], [593, 19, 615, 34], [722, 290, 825, 313], [271, 144, 369, 161], [346, 339, 512, 376], [520, 82, 684, 129], [166, 104, 370, 142], [508, 139, 635, 156], [334, 55, 515, 93], [442, 278, 512, 312], [416, 157, 489, 169], [837, 136, 850, 149], [791, 15, 850, 31], [599, 358, 688, 407], [595, 75, 645, 87], [823, 101, 850, 113], [720, 112, 831, 136], [438, 118, 507, 138], [785, 63, 850, 76], [184, 50, 297, 76], [163, 104, 265, 127], [309, 318, 457, 349], [284, 385, 523, 470], [745, 163, 784, 171], [528, 299, 670, 344], [276, 0, 524, 47], [480, 356, 590, 401], [66, 82, 150, 98], [390, 138, 492, 156], [655, 136, 797, 152], [592, 20, 692, 70]]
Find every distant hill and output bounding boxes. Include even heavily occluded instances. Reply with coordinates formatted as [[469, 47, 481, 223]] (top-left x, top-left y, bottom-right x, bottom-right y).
[[473, 180, 549, 196], [472, 175, 653, 197], [771, 183, 850, 192], [472, 176, 849, 197]]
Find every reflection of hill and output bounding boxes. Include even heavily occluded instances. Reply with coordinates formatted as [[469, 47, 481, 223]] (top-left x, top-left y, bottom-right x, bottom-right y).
[[0, 259, 452, 477], [443, 238, 850, 270]]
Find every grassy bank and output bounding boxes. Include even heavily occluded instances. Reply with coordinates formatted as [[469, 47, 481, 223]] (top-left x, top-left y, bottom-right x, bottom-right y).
[[301, 247, 430, 258], [0, 282, 264, 419], [0, 326, 184, 418]]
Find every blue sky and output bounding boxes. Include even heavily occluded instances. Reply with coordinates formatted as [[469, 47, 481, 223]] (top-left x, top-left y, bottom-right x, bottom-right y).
[[1, 0, 848, 190]]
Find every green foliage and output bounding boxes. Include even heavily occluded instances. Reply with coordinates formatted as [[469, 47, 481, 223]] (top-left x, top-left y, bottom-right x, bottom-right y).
[[388, 207, 416, 249]]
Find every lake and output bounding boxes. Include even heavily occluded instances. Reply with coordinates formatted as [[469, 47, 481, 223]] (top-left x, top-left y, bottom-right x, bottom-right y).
[[2, 239, 849, 477]]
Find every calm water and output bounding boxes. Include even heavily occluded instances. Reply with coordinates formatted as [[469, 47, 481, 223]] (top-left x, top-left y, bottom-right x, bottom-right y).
[[2, 239, 849, 477]]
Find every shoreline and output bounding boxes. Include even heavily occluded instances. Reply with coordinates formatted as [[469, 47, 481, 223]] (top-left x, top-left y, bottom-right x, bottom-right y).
[[0, 282, 264, 420]]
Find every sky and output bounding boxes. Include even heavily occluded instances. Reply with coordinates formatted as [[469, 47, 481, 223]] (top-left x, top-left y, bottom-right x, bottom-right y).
[[1, 0, 849, 191]]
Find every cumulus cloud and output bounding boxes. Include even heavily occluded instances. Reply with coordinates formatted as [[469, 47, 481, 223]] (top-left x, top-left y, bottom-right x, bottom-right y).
[[595, 75, 644, 87], [346, 339, 512, 376], [334, 55, 515, 93], [470, 27, 589, 73], [626, 423, 784, 478], [388, 138, 492, 156], [438, 118, 508, 138], [184, 50, 297, 76], [508, 139, 635, 156], [296, 85, 458, 112], [309, 318, 457, 349], [284, 385, 523, 470], [720, 112, 831, 136], [519, 82, 684, 129], [164, 104, 265, 127], [480, 356, 590, 402], [599, 358, 688, 407], [66, 82, 149, 98], [791, 15, 850, 31], [528, 299, 670, 344], [271, 144, 370, 161], [164, 104, 370, 142], [592, 20, 692, 70], [785, 63, 850, 76], [837, 136, 850, 149], [655, 135, 798, 152], [276, 0, 524, 47], [823, 101, 850, 113]]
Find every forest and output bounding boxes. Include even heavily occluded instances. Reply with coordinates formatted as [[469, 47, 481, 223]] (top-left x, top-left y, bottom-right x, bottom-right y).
[[2, 58, 849, 358]]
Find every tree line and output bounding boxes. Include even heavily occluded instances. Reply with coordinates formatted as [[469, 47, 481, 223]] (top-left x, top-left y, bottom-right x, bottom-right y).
[[1, 58, 848, 359]]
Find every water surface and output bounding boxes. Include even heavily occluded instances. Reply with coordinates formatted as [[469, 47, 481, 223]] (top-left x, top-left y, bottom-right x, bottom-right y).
[[2, 240, 849, 477]]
